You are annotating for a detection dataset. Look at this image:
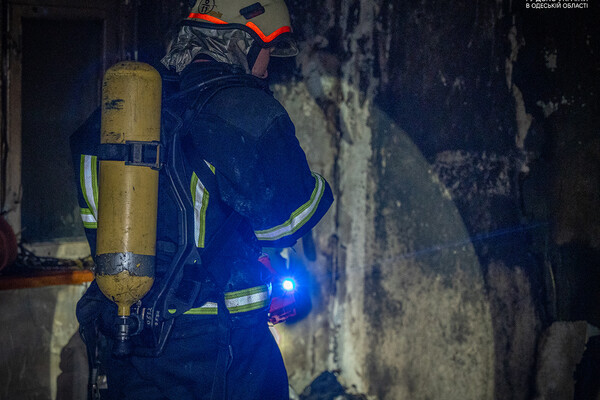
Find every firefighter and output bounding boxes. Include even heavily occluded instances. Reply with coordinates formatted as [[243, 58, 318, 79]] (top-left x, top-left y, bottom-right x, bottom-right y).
[[70, 0, 333, 399]]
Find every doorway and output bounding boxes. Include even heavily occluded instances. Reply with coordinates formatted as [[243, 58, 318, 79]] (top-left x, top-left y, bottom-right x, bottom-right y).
[[3, 1, 124, 256], [20, 18, 102, 242]]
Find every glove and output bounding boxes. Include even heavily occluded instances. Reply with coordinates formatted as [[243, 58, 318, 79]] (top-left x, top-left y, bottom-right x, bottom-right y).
[[76, 281, 119, 338]]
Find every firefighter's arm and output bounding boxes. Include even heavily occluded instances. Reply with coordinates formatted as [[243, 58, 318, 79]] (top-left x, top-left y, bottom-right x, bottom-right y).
[[69, 109, 101, 257], [252, 116, 333, 247], [211, 112, 333, 248]]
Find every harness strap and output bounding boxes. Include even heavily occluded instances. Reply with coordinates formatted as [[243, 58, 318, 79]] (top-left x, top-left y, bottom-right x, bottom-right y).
[[168, 73, 267, 289], [159, 81, 245, 318], [211, 296, 233, 400], [95, 141, 162, 170]]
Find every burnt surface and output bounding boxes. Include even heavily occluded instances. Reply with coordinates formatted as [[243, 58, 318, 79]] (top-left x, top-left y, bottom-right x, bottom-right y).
[[376, 1, 517, 158], [515, 4, 600, 328], [300, 371, 368, 400], [366, 0, 600, 324], [277, 0, 600, 398]]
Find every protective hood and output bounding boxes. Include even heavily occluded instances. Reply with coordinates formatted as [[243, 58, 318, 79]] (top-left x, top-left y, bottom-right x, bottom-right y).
[[161, 25, 255, 74]]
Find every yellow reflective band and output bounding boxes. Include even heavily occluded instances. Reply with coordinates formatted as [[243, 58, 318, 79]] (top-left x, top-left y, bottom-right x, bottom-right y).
[[181, 285, 270, 315], [80, 155, 99, 227], [179, 302, 218, 315], [205, 161, 215, 174], [254, 173, 326, 241], [225, 285, 269, 314], [224, 285, 268, 300], [190, 172, 209, 248], [80, 208, 97, 229]]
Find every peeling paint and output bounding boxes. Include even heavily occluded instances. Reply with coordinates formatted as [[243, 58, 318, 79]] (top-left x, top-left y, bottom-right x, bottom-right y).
[[505, 25, 532, 152], [544, 48, 558, 71], [512, 84, 533, 151], [536, 96, 571, 118]]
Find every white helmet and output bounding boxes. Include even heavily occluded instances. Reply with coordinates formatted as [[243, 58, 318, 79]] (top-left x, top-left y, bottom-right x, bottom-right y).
[[186, 0, 298, 57]]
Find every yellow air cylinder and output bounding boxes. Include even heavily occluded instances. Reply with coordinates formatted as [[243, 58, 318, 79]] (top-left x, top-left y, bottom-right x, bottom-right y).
[[96, 61, 161, 318]]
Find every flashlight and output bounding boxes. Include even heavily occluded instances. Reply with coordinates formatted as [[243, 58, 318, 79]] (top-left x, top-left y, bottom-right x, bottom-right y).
[[282, 278, 296, 292]]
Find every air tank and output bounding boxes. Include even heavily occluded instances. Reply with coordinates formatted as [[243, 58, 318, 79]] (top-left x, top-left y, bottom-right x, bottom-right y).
[[96, 61, 161, 355]]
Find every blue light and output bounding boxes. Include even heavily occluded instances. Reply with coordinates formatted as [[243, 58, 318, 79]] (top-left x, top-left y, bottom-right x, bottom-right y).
[[282, 278, 295, 291]]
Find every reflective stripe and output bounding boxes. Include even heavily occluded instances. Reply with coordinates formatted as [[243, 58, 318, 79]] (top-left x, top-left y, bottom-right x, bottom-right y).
[[80, 208, 97, 229], [181, 285, 270, 315], [178, 302, 218, 315], [255, 173, 326, 241], [190, 172, 210, 248], [205, 161, 215, 174], [80, 155, 98, 229], [225, 285, 270, 314], [187, 13, 292, 43], [245, 22, 292, 43], [188, 13, 228, 24]]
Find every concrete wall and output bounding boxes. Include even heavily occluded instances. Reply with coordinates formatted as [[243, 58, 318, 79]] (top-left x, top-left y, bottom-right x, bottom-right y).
[[0, 285, 88, 400]]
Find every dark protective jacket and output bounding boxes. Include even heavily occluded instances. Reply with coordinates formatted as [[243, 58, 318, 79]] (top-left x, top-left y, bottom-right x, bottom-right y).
[[70, 61, 333, 399]]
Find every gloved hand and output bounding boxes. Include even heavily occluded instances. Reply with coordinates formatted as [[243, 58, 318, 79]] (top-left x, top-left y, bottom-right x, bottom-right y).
[[76, 280, 119, 338]]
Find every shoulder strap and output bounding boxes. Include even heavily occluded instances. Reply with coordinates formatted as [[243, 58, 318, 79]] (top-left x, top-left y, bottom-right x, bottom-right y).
[[175, 83, 245, 287], [161, 74, 255, 294]]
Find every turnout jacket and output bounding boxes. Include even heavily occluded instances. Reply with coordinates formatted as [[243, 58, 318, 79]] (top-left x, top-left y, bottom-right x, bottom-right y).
[[71, 61, 333, 316]]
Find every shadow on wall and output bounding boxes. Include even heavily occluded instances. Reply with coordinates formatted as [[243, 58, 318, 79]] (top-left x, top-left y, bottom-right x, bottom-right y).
[[273, 72, 498, 399]]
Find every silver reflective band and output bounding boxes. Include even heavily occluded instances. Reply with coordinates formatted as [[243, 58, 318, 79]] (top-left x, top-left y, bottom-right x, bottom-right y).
[[254, 172, 326, 241]]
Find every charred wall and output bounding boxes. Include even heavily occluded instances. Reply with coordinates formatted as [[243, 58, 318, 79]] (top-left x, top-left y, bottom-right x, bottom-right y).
[[272, 0, 600, 399]]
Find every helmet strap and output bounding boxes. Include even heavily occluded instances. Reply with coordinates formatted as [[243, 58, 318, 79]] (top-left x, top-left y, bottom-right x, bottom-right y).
[[246, 42, 262, 72]]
